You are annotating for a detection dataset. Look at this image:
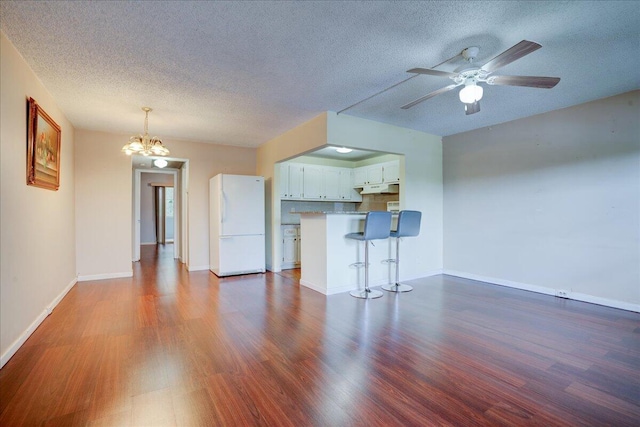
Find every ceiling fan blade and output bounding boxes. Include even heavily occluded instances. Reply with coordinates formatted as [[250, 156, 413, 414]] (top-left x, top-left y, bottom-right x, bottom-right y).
[[481, 40, 542, 73], [401, 84, 459, 109], [487, 75, 560, 88], [464, 101, 480, 115], [407, 68, 458, 78]]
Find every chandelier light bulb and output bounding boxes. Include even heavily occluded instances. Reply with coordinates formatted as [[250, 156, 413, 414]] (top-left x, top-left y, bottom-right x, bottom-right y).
[[459, 83, 483, 104]]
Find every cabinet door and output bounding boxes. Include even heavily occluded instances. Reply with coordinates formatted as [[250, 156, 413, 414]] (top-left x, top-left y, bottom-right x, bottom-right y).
[[283, 237, 297, 264], [279, 163, 290, 199], [288, 164, 304, 199], [353, 167, 367, 187], [383, 161, 400, 183], [303, 165, 323, 199], [323, 167, 341, 200], [339, 169, 352, 200], [367, 165, 384, 185]]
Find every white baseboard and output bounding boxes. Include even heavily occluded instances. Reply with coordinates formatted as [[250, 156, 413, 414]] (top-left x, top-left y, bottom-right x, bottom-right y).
[[443, 270, 640, 313], [1, 277, 77, 369], [401, 269, 443, 282], [141, 242, 157, 245], [300, 279, 353, 296], [568, 291, 640, 313], [186, 265, 209, 272], [77, 271, 133, 282]]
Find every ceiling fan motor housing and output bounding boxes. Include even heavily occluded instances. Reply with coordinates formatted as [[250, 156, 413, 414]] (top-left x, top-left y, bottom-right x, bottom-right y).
[[461, 46, 480, 62]]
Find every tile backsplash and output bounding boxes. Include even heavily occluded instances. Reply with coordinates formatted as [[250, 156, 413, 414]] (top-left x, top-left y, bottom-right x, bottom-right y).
[[356, 193, 399, 212], [281, 201, 357, 224]]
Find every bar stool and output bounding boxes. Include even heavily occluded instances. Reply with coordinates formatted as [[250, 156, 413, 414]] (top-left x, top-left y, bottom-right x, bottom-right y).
[[382, 210, 422, 293], [346, 211, 392, 299]]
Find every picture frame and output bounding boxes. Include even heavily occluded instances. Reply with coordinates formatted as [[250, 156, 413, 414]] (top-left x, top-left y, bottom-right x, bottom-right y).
[[27, 97, 61, 190]]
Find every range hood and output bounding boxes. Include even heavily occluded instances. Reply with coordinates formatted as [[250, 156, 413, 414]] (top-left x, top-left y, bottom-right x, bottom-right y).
[[360, 183, 399, 195]]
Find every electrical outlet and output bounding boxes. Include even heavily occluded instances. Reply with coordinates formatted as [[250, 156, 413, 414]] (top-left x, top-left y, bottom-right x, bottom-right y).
[[555, 290, 569, 299]]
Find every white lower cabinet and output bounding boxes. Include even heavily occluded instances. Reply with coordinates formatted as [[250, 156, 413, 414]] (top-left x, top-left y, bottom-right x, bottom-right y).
[[281, 225, 301, 269]]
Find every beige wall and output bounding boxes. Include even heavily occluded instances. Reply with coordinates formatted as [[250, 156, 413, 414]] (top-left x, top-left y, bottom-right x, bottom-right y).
[[257, 111, 443, 276], [443, 91, 640, 309], [1, 32, 76, 366], [75, 129, 256, 274], [75, 129, 134, 279]]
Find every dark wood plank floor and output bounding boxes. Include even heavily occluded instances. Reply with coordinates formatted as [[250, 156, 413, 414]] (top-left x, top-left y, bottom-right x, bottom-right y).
[[1, 244, 639, 426]]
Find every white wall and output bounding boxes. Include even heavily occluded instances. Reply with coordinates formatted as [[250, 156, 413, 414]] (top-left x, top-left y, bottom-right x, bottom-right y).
[[75, 129, 256, 274], [0, 32, 77, 366], [443, 91, 640, 310], [140, 172, 174, 244]]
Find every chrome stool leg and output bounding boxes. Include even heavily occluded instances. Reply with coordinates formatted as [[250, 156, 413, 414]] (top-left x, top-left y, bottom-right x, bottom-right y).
[[350, 241, 383, 299], [382, 236, 413, 293]]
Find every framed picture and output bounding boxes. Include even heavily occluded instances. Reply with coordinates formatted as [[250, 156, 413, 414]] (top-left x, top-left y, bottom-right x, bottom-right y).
[[27, 97, 61, 190]]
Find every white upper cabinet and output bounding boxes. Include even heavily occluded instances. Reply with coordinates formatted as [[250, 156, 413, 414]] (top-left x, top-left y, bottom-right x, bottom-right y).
[[366, 165, 384, 185], [323, 167, 341, 200], [339, 168, 362, 202], [280, 163, 304, 199], [279, 161, 369, 202], [302, 165, 323, 199], [382, 161, 400, 183], [288, 164, 304, 198], [353, 160, 400, 187], [353, 168, 367, 187]]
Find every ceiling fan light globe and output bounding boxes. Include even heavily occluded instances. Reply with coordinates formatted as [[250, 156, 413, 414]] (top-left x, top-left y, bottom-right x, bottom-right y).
[[459, 84, 483, 103]]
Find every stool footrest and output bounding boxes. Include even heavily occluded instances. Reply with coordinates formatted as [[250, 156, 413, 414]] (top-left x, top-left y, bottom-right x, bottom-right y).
[[381, 258, 396, 264]]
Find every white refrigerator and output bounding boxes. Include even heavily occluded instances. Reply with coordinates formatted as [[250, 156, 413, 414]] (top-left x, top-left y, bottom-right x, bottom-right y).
[[209, 174, 266, 277]]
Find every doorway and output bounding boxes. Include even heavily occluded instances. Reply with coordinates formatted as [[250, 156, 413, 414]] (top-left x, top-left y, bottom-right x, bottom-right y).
[[132, 157, 189, 264]]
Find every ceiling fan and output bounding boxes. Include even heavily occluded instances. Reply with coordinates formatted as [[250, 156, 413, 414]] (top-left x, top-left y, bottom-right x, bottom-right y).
[[401, 40, 560, 115]]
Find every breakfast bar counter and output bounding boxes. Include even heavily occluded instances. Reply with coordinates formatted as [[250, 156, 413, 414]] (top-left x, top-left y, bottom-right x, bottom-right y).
[[297, 212, 395, 295]]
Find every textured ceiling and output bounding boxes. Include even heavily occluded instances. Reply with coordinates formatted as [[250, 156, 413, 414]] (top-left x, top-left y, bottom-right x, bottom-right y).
[[1, 1, 639, 148]]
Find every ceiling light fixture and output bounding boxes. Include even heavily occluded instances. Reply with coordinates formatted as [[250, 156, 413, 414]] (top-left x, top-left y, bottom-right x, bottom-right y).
[[335, 147, 353, 154], [122, 107, 169, 157], [153, 159, 168, 168]]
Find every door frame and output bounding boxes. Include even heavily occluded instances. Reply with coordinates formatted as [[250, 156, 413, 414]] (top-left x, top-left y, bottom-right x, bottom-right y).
[[133, 161, 188, 262]]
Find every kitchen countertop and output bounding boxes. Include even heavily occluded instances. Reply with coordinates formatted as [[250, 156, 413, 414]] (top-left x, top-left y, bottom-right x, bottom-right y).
[[295, 211, 397, 215], [296, 211, 364, 215]]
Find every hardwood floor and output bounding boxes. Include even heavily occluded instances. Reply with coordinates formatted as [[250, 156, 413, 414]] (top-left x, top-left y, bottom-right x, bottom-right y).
[[1, 244, 639, 426]]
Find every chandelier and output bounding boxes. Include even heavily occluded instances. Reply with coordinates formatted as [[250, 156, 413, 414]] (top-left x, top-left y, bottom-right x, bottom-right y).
[[121, 107, 169, 156]]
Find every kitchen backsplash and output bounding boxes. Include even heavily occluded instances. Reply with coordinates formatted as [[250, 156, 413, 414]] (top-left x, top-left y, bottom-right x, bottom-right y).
[[356, 193, 399, 212], [281, 201, 357, 224]]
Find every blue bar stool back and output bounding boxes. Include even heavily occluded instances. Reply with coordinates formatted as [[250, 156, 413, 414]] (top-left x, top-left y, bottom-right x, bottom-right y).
[[345, 211, 392, 299], [382, 210, 422, 293]]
